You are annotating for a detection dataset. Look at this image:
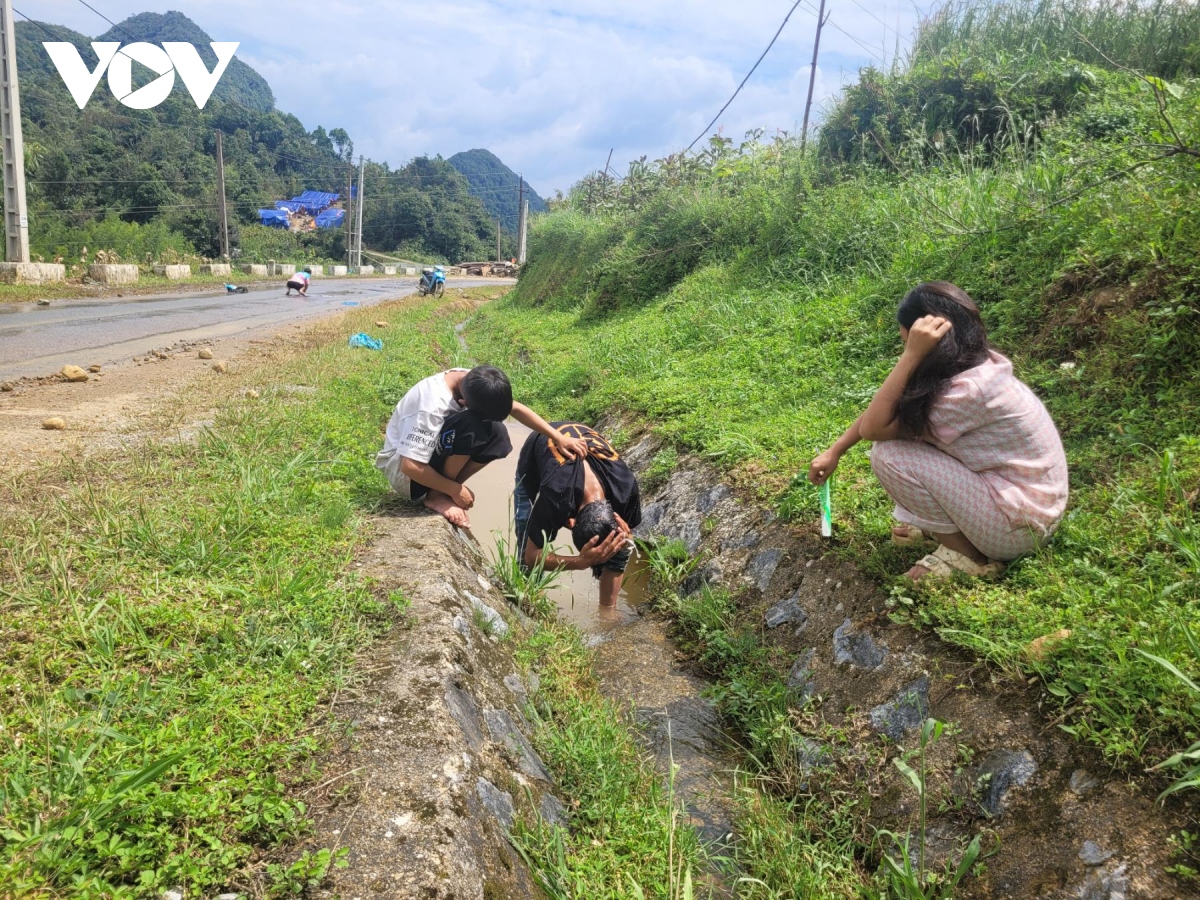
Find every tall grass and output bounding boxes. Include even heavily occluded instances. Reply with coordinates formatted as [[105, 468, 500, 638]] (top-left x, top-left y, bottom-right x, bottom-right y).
[[913, 0, 1200, 80]]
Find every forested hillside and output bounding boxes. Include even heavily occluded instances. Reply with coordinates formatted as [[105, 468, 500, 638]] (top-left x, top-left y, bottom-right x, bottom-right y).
[[473, 0, 1200, 824], [14, 13, 499, 264], [449, 148, 547, 231]]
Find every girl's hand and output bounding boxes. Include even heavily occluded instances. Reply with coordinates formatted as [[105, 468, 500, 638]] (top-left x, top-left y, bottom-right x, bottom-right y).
[[808, 447, 841, 485], [903, 315, 952, 361]]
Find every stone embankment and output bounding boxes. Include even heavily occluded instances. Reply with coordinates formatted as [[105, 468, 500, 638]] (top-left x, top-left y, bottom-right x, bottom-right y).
[[301, 509, 563, 899], [618, 428, 1185, 900]]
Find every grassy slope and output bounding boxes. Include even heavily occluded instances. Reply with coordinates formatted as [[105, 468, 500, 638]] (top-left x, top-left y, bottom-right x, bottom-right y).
[[461, 84, 1200, 767]]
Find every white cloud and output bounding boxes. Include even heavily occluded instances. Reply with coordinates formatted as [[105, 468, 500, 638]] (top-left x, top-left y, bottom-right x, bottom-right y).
[[25, 0, 928, 195]]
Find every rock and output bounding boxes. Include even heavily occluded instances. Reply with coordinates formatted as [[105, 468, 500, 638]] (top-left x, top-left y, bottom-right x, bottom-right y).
[[975, 749, 1037, 817], [1069, 769, 1100, 795], [833, 619, 888, 669], [1074, 863, 1128, 900], [794, 737, 832, 774], [786, 648, 816, 695], [765, 591, 808, 629], [445, 684, 486, 752], [60, 365, 89, 382], [538, 793, 568, 827], [217, 894, 241, 900], [198, 348, 214, 359], [465, 591, 509, 638], [635, 501, 667, 537], [452, 615, 471, 642], [721, 530, 761, 551], [1, 381, 14, 392], [747, 548, 783, 593], [503, 674, 528, 704], [161, 891, 184, 900], [245, 389, 260, 400], [696, 484, 730, 513], [212, 361, 228, 374], [1026, 628, 1072, 661], [476, 777, 515, 830], [1079, 841, 1115, 866], [484, 708, 550, 781], [36, 298, 50, 306], [680, 561, 721, 596], [87, 364, 102, 373], [42, 417, 66, 430], [869, 676, 930, 741], [375, 320, 389, 328]]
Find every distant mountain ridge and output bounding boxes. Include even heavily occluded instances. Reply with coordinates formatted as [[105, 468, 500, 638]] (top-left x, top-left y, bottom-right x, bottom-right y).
[[449, 149, 548, 230]]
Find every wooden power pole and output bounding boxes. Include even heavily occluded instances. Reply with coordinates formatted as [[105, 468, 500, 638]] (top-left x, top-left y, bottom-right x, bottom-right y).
[[214, 130, 229, 260], [800, 0, 829, 154], [0, 0, 29, 262]]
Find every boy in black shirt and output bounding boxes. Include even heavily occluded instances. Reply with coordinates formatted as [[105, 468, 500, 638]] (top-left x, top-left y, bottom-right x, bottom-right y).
[[514, 423, 642, 607]]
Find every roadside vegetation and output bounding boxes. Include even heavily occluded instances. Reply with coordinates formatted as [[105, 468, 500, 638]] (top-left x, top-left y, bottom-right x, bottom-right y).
[[464, 0, 1200, 789]]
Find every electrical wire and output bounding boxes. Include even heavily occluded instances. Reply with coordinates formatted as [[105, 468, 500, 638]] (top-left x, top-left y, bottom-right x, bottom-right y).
[[685, 0, 807, 153]]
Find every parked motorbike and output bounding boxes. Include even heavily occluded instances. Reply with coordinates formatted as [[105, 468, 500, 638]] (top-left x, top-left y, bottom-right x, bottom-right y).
[[418, 266, 446, 298]]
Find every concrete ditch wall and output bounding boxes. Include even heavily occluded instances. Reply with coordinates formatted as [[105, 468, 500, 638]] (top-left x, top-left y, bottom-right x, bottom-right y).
[[329, 265, 348, 276], [153, 265, 191, 280], [88, 264, 139, 285], [0, 262, 65, 284], [349, 265, 375, 275], [199, 264, 231, 276], [300, 513, 562, 899], [239, 264, 269, 277], [615, 423, 1182, 898]]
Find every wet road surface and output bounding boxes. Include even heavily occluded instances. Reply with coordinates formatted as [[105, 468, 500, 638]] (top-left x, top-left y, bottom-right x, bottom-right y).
[[0, 276, 513, 381]]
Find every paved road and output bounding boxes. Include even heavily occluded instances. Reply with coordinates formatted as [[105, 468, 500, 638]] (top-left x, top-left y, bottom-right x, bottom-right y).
[[0, 277, 511, 381]]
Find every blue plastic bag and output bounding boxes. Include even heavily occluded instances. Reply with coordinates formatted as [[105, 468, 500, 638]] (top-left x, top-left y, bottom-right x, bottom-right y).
[[348, 332, 383, 351]]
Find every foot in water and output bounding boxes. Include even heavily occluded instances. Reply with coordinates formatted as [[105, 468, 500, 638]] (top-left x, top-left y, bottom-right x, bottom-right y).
[[423, 491, 470, 528]]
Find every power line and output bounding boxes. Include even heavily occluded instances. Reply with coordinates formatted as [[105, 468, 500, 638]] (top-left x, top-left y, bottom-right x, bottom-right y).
[[685, 0, 807, 153]]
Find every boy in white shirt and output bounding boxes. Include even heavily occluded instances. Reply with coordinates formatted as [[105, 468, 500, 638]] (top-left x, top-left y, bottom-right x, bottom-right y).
[[375, 365, 587, 528]]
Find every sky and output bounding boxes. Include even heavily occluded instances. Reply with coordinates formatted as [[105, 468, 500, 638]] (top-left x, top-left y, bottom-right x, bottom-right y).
[[23, 0, 929, 197]]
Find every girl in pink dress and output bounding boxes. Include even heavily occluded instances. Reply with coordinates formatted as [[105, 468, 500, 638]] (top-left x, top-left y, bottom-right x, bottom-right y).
[[809, 282, 1069, 580]]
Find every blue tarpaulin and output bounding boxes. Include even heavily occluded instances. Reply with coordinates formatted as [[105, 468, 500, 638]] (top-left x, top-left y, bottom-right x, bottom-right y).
[[258, 209, 290, 228], [292, 190, 339, 212], [315, 208, 345, 230], [274, 200, 305, 214]]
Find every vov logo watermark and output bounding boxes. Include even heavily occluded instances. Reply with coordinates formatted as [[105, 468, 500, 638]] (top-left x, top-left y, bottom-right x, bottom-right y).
[[42, 42, 240, 110]]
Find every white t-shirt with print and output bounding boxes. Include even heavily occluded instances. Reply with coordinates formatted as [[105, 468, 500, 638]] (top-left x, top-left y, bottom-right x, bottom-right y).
[[379, 368, 468, 464]]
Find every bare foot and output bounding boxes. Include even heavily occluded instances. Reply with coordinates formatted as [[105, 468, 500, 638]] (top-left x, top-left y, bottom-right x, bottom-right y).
[[903, 562, 933, 582], [423, 491, 470, 528]]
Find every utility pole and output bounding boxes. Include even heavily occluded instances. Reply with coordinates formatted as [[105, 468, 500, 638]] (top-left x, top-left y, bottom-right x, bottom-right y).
[[496, 217, 501, 263], [354, 154, 365, 267], [0, 0, 29, 262], [800, 0, 828, 155], [517, 198, 529, 265], [214, 130, 229, 260], [344, 163, 354, 267], [516, 173, 526, 265]]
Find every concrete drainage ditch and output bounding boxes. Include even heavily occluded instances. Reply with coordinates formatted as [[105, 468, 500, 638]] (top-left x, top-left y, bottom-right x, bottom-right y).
[[294, 414, 1187, 899]]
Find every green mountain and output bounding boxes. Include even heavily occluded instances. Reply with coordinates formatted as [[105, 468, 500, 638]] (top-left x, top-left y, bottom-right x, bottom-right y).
[[96, 11, 275, 112], [13, 13, 499, 263], [448, 148, 548, 230]]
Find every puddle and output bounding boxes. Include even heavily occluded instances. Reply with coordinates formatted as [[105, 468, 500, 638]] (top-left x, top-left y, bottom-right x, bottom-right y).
[[467, 422, 649, 633]]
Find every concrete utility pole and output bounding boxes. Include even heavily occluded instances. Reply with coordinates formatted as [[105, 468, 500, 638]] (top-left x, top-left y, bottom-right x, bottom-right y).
[[214, 130, 229, 260], [496, 217, 501, 263], [344, 164, 354, 267], [0, 0, 29, 262], [354, 154, 365, 266], [517, 198, 529, 265], [800, 0, 829, 155]]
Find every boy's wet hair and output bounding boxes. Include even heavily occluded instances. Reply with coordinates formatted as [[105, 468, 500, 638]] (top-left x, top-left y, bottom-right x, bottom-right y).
[[461, 365, 513, 421], [572, 500, 617, 579]]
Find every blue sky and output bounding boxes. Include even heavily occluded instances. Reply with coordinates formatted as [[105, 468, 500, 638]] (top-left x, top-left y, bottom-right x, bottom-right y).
[[25, 0, 929, 196]]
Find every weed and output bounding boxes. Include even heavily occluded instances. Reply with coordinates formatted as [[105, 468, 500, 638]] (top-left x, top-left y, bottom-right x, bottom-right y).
[[266, 847, 348, 897], [875, 719, 983, 899], [490, 530, 561, 620], [637, 537, 699, 599]]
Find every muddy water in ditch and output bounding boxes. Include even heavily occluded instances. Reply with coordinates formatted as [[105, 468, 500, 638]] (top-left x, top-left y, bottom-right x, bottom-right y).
[[467, 422, 737, 861]]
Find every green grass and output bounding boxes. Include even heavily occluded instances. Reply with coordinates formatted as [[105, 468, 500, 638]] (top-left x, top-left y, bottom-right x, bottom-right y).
[[0, 292, 498, 896], [512, 623, 706, 899], [458, 67, 1200, 769]]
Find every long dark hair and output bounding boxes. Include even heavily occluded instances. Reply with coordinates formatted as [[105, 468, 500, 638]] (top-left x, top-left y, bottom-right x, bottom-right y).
[[893, 282, 991, 438]]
